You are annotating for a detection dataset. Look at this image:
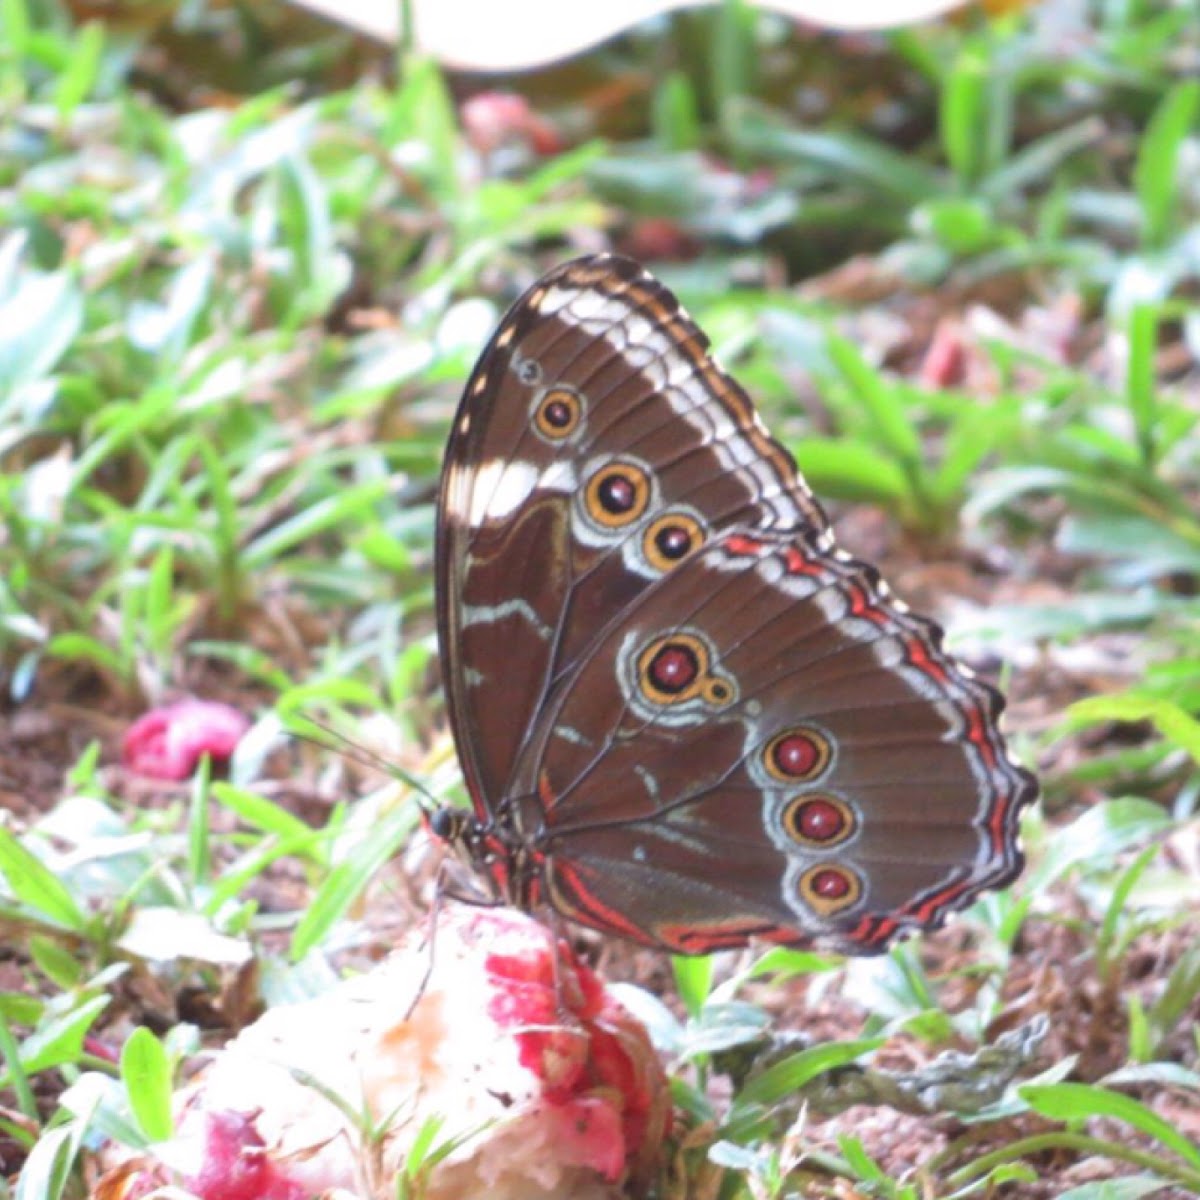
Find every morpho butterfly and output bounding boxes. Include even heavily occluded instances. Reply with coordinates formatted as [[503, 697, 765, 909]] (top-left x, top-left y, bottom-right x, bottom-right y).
[[431, 254, 1037, 956]]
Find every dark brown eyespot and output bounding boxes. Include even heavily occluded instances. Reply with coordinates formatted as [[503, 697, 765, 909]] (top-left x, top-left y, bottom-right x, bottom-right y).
[[764, 728, 832, 783], [798, 864, 862, 916], [643, 512, 705, 572], [584, 461, 650, 528], [781, 793, 856, 847], [635, 631, 735, 708], [533, 387, 582, 440]]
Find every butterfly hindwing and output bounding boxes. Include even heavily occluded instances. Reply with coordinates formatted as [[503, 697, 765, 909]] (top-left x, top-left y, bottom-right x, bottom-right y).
[[509, 528, 1035, 954]]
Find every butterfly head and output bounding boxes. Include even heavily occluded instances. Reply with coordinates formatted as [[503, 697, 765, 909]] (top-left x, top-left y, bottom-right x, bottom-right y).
[[428, 803, 545, 912]]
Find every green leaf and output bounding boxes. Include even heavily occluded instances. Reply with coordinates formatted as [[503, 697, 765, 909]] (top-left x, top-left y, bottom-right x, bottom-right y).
[[1096, 843, 1158, 979], [1026, 799, 1171, 894], [732, 105, 941, 206], [194, 439, 241, 618], [187, 757, 212, 889], [793, 438, 911, 506], [1145, 945, 1200, 1059], [1105, 1063, 1200, 1091], [680, 1002, 769, 1058], [911, 197, 998, 255], [652, 71, 701, 152], [0, 0, 32, 58], [17, 995, 109, 1077], [404, 1114, 448, 1177], [0, 269, 83, 400], [276, 153, 337, 320], [44, 632, 128, 680], [125, 255, 214, 360], [242, 481, 389, 568], [13, 1117, 86, 1200], [931, 397, 1021, 505], [711, 0, 758, 139], [1055, 1177, 1179, 1200], [121, 1027, 175, 1143], [58, 1072, 150, 1154], [0, 829, 85, 931], [356, 524, 412, 573], [1126, 303, 1160, 468], [1021, 1081, 1200, 1170], [290, 803, 418, 959], [389, 57, 459, 202], [53, 20, 103, 117], [707, 1139, 765, 1173], [0, 1015, 35, 1118], [28, 938, 82, 991], [1056, 512, 1200, 583], [212, 783, 324, 845], [983, 116, 1105, 203], [734, 1037, 884, 1107], [745, 946, 841, 980], [1064, 694, 1200, 764], [824, 335, 922, 465], [838, 1135, 888, 1183], [1135, 80, 1200, 250], [1126, 993, 1150, 1064], [672, 954, 714, 1018], [940, 47, 989, 187]]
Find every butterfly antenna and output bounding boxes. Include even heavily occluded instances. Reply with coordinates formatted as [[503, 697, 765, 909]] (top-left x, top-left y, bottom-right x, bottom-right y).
[[287, 714, 441, 813]]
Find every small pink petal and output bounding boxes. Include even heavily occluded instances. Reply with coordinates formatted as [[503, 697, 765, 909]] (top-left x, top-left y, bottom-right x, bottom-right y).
[[461, 90, 562, 155], [919, 320, 968, 389], [622, 218, 698, 263], [123, 699, 251, 780]]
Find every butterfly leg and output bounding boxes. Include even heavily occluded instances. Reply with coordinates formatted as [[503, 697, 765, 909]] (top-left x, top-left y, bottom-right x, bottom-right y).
[[404, 854, 504, 1018]]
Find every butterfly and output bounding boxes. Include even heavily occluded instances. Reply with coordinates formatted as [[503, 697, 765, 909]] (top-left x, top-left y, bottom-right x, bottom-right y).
[[432, 254, 1037, 956]]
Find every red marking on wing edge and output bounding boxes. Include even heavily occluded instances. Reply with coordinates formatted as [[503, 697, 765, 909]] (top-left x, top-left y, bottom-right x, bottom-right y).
[[724, 533, 765, 558], [782, 544, 823, 577], [904, 635, 949, 685]]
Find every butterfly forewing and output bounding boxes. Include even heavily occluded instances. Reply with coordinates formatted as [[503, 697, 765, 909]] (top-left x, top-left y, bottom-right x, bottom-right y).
[[437, 255, 827, 816]]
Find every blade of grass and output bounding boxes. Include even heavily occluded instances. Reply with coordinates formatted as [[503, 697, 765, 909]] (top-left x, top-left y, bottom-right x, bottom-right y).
[[1135, 80, 1200, 250], [1021, 1082, 1200, 1171]]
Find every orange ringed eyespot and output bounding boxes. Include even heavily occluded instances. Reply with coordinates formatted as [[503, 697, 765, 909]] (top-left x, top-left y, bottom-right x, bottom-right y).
[[798, 864, 861, 915], [643, 512, 705, 572], [635, 632, 734, 707], [781, 793, 855, 847], [534, 387, 582, 439], [585, 462, 650, 528], [764, 728, 832, 783]]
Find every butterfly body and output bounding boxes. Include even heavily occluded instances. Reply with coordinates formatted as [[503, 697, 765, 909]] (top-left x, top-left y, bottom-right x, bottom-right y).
[[434, 255, 1037, 956]]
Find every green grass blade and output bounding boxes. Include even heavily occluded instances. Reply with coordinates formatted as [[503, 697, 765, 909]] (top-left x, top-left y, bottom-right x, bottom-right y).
[[1021, 1082, 1200, 1171], [0, 829, 86, 931], [1134, 80, 1200, 250]]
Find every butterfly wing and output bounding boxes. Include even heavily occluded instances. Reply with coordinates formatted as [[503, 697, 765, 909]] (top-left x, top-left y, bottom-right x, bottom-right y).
[[509, 528, 1037, 954], [437, 255, 827, 815]]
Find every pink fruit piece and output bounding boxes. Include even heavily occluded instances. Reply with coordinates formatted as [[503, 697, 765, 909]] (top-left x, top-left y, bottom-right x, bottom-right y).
[[123, 699, 251, 780]]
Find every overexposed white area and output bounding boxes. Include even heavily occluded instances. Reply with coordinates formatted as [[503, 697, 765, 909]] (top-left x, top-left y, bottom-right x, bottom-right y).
[[290, 0, 968, 69]]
